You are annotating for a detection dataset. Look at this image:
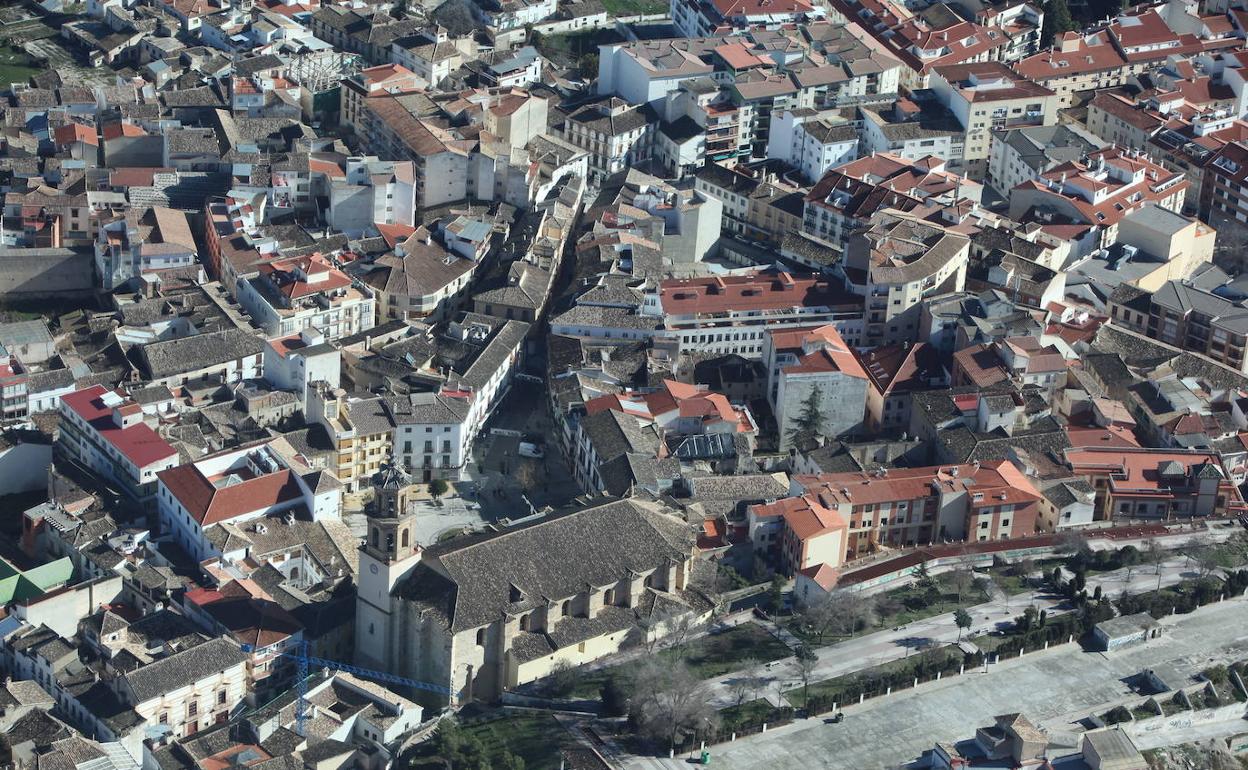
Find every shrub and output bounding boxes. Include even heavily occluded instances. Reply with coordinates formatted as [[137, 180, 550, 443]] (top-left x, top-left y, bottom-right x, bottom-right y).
[[1103, 705, 1133, 724], [601, 675, 629, 717], [1204, 665, 1229, 685]]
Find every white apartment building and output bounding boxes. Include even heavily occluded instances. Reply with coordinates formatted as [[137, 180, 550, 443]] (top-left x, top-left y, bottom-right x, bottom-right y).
[[387, 393, 470, 482], [156, 441, 342, 562], [767, 111, 860, 183], [238, 254, 375, 341], [327, 158, 417, 239], [58, 386, 179, 508], [117, 638, 250, 739], [263, 329, 342, 406]]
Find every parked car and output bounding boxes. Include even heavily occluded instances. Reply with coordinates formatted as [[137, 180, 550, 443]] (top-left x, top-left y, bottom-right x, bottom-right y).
[[518, 442, 544, 459]]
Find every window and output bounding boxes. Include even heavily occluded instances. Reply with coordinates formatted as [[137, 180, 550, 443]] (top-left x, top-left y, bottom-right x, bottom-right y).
[[519, 614, 531, 632], [476, 628, 486, 646], [980, 521, 989, 529], [159, 712, 168, 724], [401, 530, 409, 548], [188, 701, 198, 717], [561, 600, 571, 617], [217, 690, 226, 705]]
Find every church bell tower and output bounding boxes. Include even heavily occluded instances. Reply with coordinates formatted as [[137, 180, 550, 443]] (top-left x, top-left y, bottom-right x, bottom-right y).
[[354, 462, 422, 671]]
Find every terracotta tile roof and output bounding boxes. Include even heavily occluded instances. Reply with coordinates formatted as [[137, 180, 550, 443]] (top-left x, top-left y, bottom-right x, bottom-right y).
[[659, 271, 852, 316], [157, 462, 302, 526], [61, 386, 177, 470], [258, 254, 353, 299], [1063, 424, 1143, 446], [53, 123, 97, 147], [798, 563, 839, 591], [954, 343, 1010, 387], [109, 167, 171, 187], [102, 121, 146, 141], [855, 342, 944, 396], [795, 460, 1042, 507]]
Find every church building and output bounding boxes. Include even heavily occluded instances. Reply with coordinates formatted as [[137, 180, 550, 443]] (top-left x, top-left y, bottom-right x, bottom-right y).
[[354, 465, 710, 704]]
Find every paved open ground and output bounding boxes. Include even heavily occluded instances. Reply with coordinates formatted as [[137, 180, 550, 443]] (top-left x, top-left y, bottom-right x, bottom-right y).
[[701, 555, 1212, 709], [624, 598, 1248, 770]]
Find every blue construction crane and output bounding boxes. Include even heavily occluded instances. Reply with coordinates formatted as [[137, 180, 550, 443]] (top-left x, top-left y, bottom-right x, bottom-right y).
[[240, 640, 451, 737]]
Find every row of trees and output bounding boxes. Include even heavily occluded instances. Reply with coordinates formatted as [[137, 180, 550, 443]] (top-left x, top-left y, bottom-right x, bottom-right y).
[[801, 646, 965, 716]]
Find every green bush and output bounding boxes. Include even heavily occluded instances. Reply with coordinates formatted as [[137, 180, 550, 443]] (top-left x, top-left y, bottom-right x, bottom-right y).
[[1204, 665, 1230, 685], [1103, 705, 1133, 724]]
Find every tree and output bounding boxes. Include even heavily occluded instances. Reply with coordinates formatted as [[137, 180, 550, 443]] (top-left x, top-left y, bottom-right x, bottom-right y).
[[1009, 557, 1036, 579], [629, 659, 720, 751], [913, 562, 937, 592], [799, 590, 876, 641], [787, 385, 826, 449], [953, 608, 972, 641], [546, 660, 577, 699], [1187, 538, 1224, 580], [767, 575, 787, 615], [429, 478, 449, 500], [501, 753, 526, 770], [578, 53, 599, 80], [1057, 529, 1090, 557], [1041, 0, 1076, 47], [601, 674, 629, 716], [1144, 538, 1167, 591], [795, 645, 819, 710], [429, 721, 491, 769], [729, 659, 760, 706], [946, 566, 975, 604], [1015, 604, 1040, 633]]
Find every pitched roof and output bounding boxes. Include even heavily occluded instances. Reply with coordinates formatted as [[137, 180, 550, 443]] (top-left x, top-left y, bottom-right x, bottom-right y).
[[397, 499, 693, 632], [123, 638, 247, 703], [60, 386, 177, 469], [157, 460, 302, 527]]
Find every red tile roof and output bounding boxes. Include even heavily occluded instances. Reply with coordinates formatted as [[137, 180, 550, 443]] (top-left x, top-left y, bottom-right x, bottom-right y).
[[795, 460, 1042, 507], [376, 222, 417, 250], [54, 123, 97, 147], [186, 580, 302, 648], [258, 254, 353, 299], [658, 271, 853, 316], [798, 563, 839, 591], [157, 461, 302, 526], [1064, 447, 1240, 501], [777, 325, 868, 380], [953, 343, 1010, 387], [855, 342, 944, 396], [61, 386, 177, 470], [1065, 424, 1141, 450]]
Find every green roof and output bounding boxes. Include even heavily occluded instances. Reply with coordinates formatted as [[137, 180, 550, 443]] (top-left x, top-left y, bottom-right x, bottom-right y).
[[0, 557, 72, 603]]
